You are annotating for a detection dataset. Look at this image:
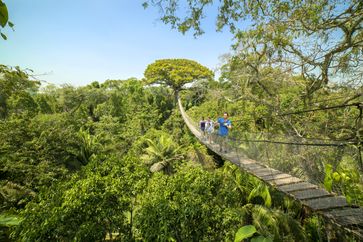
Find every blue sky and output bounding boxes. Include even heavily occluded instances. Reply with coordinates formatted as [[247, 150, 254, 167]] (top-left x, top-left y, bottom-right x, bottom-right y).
[[0, 0, 234, 86]]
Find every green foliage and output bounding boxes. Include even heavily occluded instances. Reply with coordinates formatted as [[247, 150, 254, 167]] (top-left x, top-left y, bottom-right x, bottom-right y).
[[0, 181, 35, 212], [7, 92, 38, 116], [234, 225, 257, 242], [135, 165, 245, 241], [0, 1, 8, 28], [0, 114, 72, 195], [76, 128, 102, 165], [304, 216, 325, 242], [141, 132, 183, 174], [234, 224, 274, 242], [144, 59, 213, 92], [15, 155, 148, 241], [0, 58, 360, 241], [324, 159, 363, 205], [0, 65, 39, 119], [0, 73, 180, 241], [324, 164, 334, 192], [239, 204, 306, 241], [161, 108, 189, 143], [0, 214, 21, 242], [0, 214, 21, 227], [248, 182, 272, 208]]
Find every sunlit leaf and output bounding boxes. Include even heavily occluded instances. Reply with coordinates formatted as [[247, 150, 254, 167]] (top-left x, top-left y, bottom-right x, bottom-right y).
[[234, 225, 257, 242], [0, 1, 8, 28]]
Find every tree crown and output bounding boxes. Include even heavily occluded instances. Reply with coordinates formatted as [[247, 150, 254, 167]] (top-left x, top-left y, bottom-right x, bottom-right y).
[[144, 59, 213, 91]]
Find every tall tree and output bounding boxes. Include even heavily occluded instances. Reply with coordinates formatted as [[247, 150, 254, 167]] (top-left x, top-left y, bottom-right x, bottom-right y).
[[0, 65, 40, 119], [144, 59, 213, 93]]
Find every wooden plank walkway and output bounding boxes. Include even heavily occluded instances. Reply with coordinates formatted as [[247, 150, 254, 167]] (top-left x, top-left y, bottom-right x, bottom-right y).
[[177, 96, 363, 240]]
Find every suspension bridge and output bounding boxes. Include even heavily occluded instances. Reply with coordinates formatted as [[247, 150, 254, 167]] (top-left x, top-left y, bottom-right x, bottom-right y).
[[177, 96, 363, 240]]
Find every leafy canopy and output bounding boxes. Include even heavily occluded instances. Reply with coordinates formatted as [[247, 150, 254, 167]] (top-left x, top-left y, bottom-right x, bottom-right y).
[[143, 0, 363, 95], [144, 59, 213, 91]]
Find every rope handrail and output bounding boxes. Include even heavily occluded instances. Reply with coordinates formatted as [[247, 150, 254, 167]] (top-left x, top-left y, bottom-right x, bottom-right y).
[[231, 102, 361, 124], [275, 102, 362, 117]]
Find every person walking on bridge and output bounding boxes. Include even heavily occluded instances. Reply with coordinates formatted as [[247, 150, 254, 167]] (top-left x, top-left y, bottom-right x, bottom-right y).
[[205, 117, 214, 144], [216, 112, 232, 153], [199, 117, 206, 139]]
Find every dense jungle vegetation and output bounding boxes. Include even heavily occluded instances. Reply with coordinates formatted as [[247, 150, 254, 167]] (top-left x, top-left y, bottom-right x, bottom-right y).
[[1, 0, 362, 241], [0, 58, 361, 241]]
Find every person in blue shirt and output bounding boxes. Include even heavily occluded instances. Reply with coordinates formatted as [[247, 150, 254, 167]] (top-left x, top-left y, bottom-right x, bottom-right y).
[[215, 112, 232, 153]]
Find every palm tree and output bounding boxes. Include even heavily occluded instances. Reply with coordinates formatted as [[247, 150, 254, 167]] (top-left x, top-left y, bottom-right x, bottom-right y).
[[141, 134, 183, 174], [77, 128, 103, 165]]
